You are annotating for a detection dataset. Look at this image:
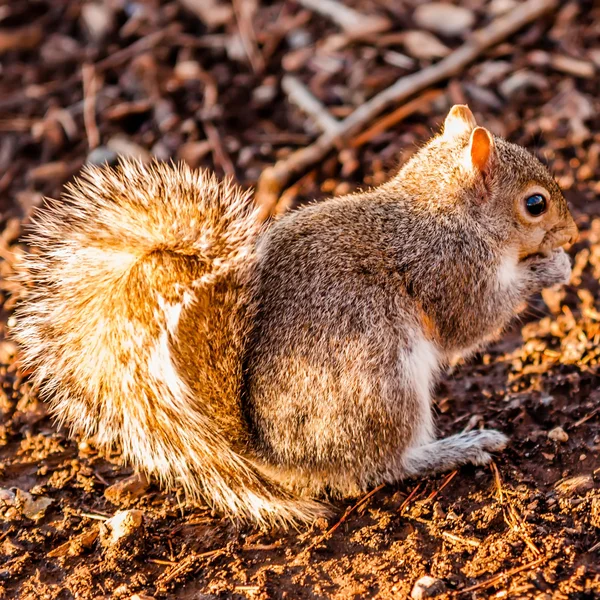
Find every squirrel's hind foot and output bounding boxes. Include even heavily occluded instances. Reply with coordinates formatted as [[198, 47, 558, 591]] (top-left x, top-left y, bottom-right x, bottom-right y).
[[401, 429, 508, 478]]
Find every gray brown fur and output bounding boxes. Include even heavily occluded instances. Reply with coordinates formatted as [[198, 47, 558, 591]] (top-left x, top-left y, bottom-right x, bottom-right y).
[[12, 107, 577, 526]]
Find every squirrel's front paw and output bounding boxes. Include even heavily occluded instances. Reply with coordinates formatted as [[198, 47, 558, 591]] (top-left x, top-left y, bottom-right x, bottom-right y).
[[524, 248, 572, 288]]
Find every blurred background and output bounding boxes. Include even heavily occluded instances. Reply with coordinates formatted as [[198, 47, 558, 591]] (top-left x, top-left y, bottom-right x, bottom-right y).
[[0, 0, 597, 217]]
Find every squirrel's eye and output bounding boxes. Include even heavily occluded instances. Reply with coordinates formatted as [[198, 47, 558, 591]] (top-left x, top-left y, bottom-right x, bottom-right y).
[[525, 194, 546, 216]]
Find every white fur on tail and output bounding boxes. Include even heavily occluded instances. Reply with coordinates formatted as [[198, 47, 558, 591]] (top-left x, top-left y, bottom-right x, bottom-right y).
[[13, 159, 325, 526]]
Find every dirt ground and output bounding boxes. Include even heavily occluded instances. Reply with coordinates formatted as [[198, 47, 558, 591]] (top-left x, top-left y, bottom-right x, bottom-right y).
[[1, 1, 600, 598]]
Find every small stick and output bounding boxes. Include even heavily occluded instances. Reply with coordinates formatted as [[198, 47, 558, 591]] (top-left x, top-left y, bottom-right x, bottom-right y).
[[93, 470, 110, 486], [490, 460, 504, 502], [588, 540, 600, 553], [350, 89, 443, 148], [156, 548, 224, 588], [455, 555, 549, 595], [148, 558, 177, 566], [0, 118, 35, 131], [301, 483, 385, 555], [398, 482, 423, 514], [573, 407, 600, 427], [232, 0, 264, 73], [203, 121, 236, 176], [282, 75, 340, 135], [425, 469, 458, 503], [258, 168, 318, 222], [491, 462, 540, 556], [82, 63, 100, 150], [0, 528, 14, 544], [80, 512, 109, 521], [94, 25, 178, 74], [242, 542, 280, 551], [255, 0, 559, 214], [441, 531, 481, 548], [461, 414, 483, 434], [297, 0, 390, 35]]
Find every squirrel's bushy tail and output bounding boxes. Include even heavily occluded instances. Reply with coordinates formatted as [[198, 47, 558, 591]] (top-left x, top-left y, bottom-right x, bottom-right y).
[[13, 159, 325, 526]]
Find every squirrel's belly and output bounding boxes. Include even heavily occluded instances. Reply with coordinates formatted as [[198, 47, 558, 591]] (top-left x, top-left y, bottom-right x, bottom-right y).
[[244, 289, 441, 493]]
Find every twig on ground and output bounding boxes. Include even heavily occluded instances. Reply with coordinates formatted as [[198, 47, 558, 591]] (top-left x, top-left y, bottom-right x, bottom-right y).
[[282, 75, 340, 135], [300, 483, 386, 556], [461, 414, 483, 434], [425, 470, 458, 503], [82, 63, 100, 150], [232, 0, 265, 73], [148, 558, 178, 566], [296, 0, 390, 35], [441, 531, 481, 548], [0, 118, 36, 131], [398, 482, 423, 514], [94, 25, 178, 75], [350, 89, 443, 149], [491, 460, 504, 502], [80, 512, 109, 521], [257, 169, 317, 221], [573, 406, 600, 427], [93, 470, 110, 486], [242, 542, 281, 551], [490, 462, 540, 556], [203, 121, 236, 176], [255, 0, 559, 216], [155, 548, 225, 590], [455, 555, 549, 595], [588, 540, 600, 553]]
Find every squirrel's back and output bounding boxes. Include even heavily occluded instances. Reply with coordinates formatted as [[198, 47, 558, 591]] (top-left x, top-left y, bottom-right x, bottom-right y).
[[13, 159, 325, 525]]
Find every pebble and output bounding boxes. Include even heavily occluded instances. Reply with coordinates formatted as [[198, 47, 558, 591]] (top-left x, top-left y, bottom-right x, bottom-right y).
[[403, 30, 450, 60], [499, 70, 548, 98], [100, 509, 144, 546], [550, 54, 596, 79], [48, 528, 99, 558], [0, 340, 18, 365], [87, 146, 118, 166], [548, 426, 569, 443], [475, 60, 512, 87], [253, 81, 278, 104], [80, 2, 114, 41], [174, 60, 203, 81], [488, 0, 518, 15], [104, 473, 150, 505], [411, 575, 446, 599], [0, 487, 53, 521], [287, 28, 312, 49], [413, 3, 475, 37], [106, 136, 152, 162]]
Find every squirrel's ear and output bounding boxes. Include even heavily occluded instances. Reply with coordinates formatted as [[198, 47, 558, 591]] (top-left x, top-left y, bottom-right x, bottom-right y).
[[442, 105, 477, 140], [467, 126, 495, 173]]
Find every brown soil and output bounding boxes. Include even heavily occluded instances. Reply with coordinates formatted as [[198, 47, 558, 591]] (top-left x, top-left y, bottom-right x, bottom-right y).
[[1, 1, 599, 598]]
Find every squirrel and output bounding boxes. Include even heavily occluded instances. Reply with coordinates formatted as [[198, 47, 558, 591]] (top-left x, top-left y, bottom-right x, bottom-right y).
[[12, 105, 578, 526]]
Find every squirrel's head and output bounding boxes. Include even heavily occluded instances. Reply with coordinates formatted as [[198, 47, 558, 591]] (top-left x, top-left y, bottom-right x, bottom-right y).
[[396, 104, 578, 260]]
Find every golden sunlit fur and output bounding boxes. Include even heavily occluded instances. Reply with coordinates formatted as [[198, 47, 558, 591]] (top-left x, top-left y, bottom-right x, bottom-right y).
[[13, 160, 325, 526], [13, 106, 578, 527]]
